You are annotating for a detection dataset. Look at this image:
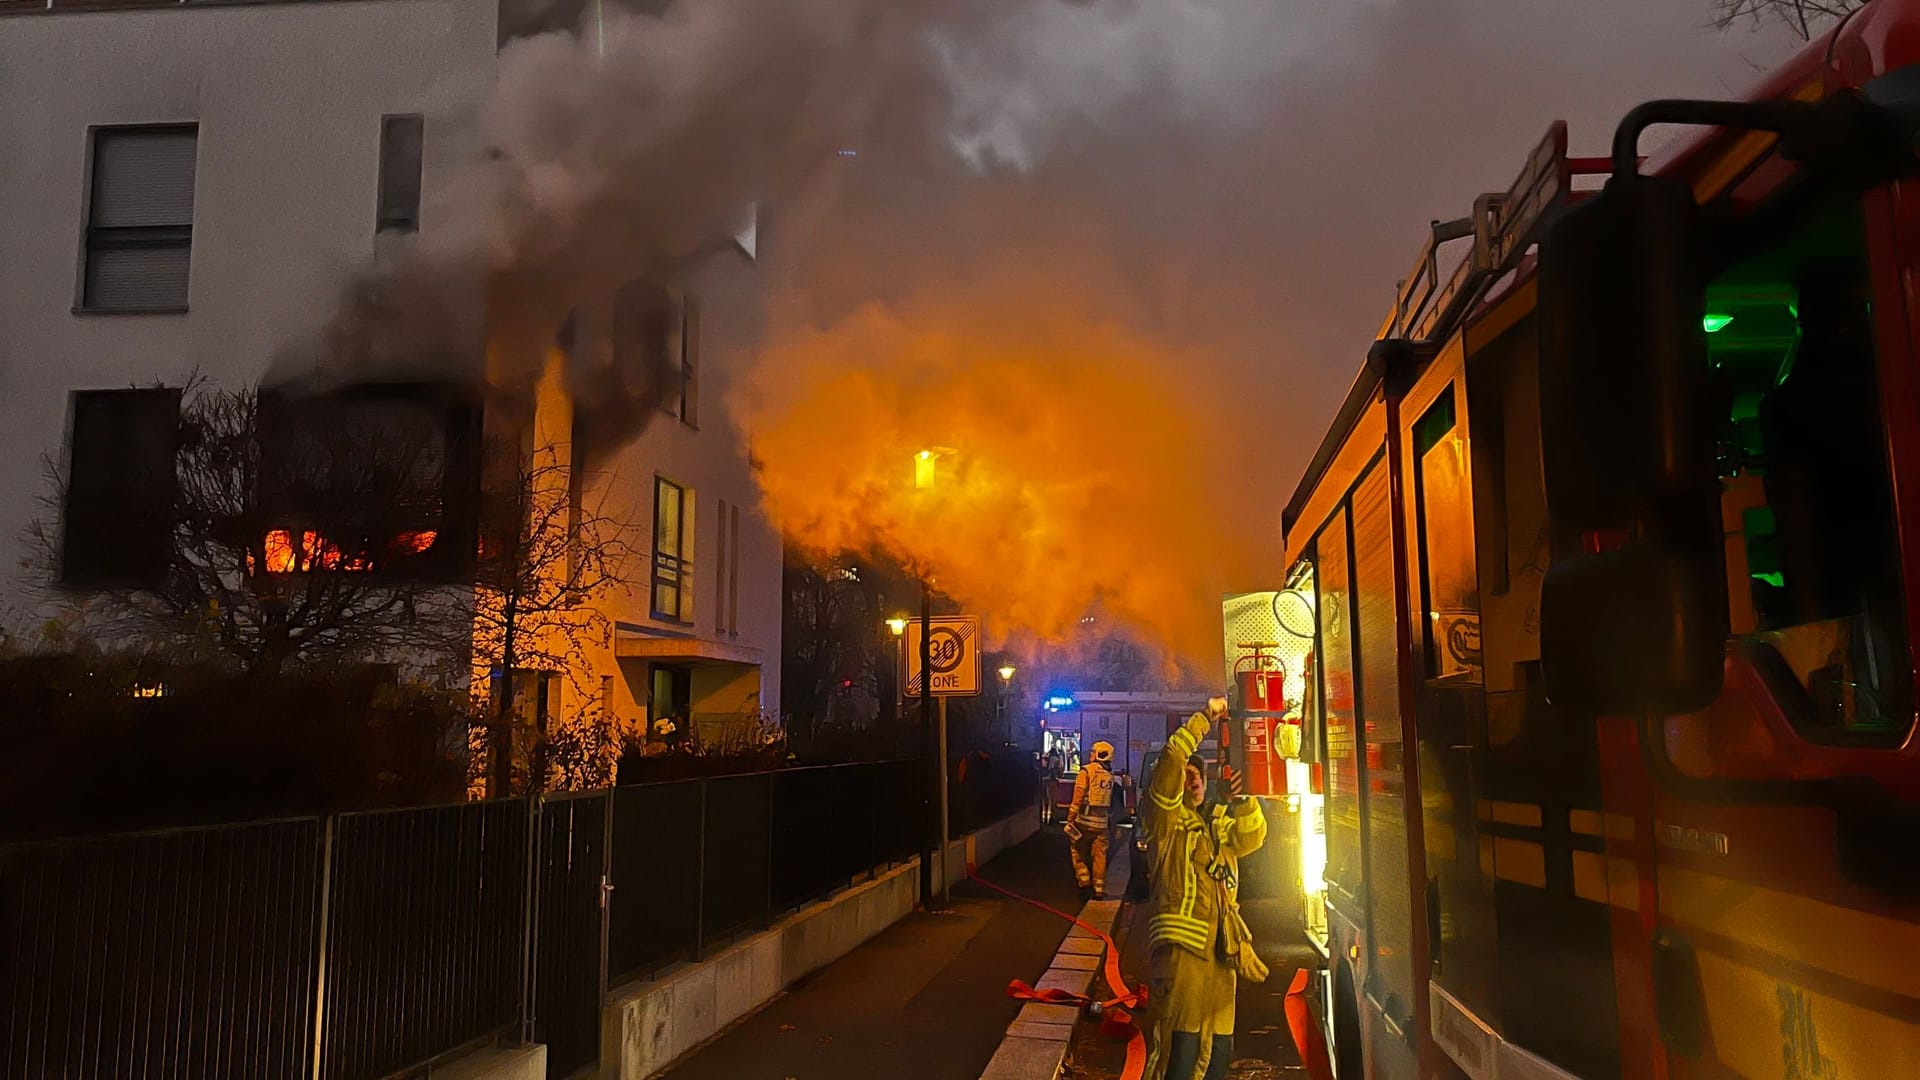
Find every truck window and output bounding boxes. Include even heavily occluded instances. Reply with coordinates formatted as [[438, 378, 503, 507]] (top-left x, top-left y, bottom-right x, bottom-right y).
[[1709, 197, 1911, 741], [1413, 385, 1482, 682], [1315, 507, 1364, 902]]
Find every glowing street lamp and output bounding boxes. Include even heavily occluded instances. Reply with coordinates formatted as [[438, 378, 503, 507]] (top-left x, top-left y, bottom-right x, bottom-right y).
[[887, 617, 908, 637], [913, 447, 957, 490], [998, 664, 1017, 683]]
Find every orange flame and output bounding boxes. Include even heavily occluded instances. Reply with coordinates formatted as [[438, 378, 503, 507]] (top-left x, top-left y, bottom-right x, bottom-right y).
[[392, 529, 438, 555], [734, 282, 1273, 666], [258, 528, 389, 574], [263, 529, 298, 574]]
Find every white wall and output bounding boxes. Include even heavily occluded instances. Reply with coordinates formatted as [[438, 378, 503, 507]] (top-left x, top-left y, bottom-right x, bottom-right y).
[[591, 248, 783, 723], [0, 0, 497, 631]]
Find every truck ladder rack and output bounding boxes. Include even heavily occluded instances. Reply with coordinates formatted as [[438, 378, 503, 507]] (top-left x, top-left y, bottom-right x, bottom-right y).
[[1383, 121, 1612, 346]]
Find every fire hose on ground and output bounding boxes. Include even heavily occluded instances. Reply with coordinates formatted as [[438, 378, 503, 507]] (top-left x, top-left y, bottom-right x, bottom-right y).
[[965, 857, 1332, 1080], [966, 860, 1151, 1079]]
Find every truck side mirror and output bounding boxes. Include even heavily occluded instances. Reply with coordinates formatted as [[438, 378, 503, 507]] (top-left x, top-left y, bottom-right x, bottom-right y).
[[1536, 172, 1729, 715]]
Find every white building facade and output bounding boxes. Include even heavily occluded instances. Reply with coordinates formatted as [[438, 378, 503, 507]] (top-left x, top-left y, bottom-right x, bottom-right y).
[[0, 0, 781, 737]]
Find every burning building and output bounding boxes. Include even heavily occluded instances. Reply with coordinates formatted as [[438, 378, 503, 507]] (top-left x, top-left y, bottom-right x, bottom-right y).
[[0, 0, 782, 772]]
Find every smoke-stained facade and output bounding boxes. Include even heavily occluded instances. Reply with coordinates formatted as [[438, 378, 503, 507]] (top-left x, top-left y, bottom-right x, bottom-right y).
[[0, 0, 782, 737]]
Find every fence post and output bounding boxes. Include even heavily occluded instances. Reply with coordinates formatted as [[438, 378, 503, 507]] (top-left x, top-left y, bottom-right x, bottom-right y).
[[308, 816, 335, 1080], [599, 792, 613, 1009], [762, 774, 775, 929], [519, 796, 539, 1048], [692, 780, 708, 961]]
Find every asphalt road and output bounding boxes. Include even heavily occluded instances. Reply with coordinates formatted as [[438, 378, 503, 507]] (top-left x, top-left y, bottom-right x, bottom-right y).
[[662, 825, 1085, 1080]]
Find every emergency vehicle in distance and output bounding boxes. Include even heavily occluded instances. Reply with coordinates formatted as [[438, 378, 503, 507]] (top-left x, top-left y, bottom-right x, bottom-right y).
[[1269, 4, 1920, 1077]]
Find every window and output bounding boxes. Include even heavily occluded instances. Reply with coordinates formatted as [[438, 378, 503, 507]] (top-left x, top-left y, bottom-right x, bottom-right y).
[[81, 125, 197, 313], [62, 388, 182, 587], [650, 665, 690, 715], [652, 475, 689, 621], [254, 386, 462, 580], [613, 279, 677, 414], [376, 115, 424, 234], [715, 497, 730, 634], [713, 496, 741, 635], [1413, 385, 1482, 682], [496, 667, 558, 730], [1315, 507, 1362, 900], [1710, 197, 1910, 740]]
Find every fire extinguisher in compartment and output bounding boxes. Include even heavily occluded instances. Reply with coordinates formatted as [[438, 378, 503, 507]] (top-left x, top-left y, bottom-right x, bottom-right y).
[[1233, 642, 1289, 798]]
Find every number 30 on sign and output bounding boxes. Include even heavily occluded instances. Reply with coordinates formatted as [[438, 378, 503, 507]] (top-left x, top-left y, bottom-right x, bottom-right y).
[[905, 616, 982, 697]]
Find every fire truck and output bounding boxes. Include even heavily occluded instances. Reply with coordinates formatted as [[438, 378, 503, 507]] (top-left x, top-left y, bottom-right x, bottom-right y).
[[1276, 5, 1920, 1078]]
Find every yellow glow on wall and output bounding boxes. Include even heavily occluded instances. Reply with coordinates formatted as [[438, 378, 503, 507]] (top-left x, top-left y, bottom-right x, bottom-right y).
[[1287, 759, 1327, 895]]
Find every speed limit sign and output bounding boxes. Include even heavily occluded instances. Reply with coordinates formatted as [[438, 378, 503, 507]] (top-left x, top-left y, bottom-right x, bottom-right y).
[[905, 616, 981, 697]]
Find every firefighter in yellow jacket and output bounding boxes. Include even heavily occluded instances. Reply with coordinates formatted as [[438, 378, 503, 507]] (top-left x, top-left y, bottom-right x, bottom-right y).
[[1142, 698, 1269, 1080], [1068, 740, 1118, 898]]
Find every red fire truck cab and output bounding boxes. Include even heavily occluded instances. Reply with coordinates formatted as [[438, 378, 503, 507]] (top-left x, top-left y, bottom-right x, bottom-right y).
[[1281, 5, 1920, 1077]]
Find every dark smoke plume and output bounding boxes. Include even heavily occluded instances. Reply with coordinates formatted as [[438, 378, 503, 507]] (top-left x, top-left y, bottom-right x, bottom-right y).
[[273, 0, 1797, 663]]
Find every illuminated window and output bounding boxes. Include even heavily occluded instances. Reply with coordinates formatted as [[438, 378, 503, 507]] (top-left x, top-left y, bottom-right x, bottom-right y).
[[651, 475, 689, 621], [1412, 386, 1481, 682], [81, 125, 197, 313]]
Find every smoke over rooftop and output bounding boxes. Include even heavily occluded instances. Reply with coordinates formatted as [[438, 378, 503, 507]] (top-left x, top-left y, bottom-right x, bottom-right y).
[[286, 0, 1797, 665]]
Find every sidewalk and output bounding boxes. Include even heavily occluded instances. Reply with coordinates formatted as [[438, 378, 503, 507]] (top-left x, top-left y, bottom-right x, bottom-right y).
[[660, 827, 1085, 1080]]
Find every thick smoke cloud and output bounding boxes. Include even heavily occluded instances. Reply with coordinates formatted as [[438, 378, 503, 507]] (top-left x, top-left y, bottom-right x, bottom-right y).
[[286, 0, 1798, 666], [277, 1, 947, 456], [745, 0, 1798, 665]]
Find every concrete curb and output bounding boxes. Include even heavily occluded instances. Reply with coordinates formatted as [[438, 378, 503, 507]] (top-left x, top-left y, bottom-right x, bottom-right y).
[[977, 832, 1130, 1080], [430, 1044, 546, 1080]]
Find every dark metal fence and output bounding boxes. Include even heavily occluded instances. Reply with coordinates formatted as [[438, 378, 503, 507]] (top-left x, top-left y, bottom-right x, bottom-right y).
[[607, 780, 702, 981], [0, 818, 323, 1080], [1, 756, 1032, 1079], [607, 760, 920, 985], [951, 750, 1044, 837], [532, 792, 608, 1079], [320, 800, 529, 1080]]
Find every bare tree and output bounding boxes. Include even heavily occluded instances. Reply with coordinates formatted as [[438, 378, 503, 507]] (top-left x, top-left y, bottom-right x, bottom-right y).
[[780, 549, 923, 759], [468, 442, 641, 796], [1710, 0, 1863, 40], [29, 382, 466, 677]]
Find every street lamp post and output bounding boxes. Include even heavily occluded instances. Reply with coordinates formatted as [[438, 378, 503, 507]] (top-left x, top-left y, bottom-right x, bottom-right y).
[[996, 664, 1016, 741], [920, 574, 942, 910], [912, 448, 954, 912], [887, 617, 907, 729]]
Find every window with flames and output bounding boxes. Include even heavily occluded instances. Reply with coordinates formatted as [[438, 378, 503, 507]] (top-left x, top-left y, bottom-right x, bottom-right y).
[[252, 385, 480, 582]]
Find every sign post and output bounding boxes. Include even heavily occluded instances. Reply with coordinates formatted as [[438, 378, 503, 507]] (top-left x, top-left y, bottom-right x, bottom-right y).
[[907, 615, 980, 909]]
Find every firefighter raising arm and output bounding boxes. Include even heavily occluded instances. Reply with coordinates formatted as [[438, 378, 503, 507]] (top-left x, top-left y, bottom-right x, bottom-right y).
[[1148, 697, 1227, 831]]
